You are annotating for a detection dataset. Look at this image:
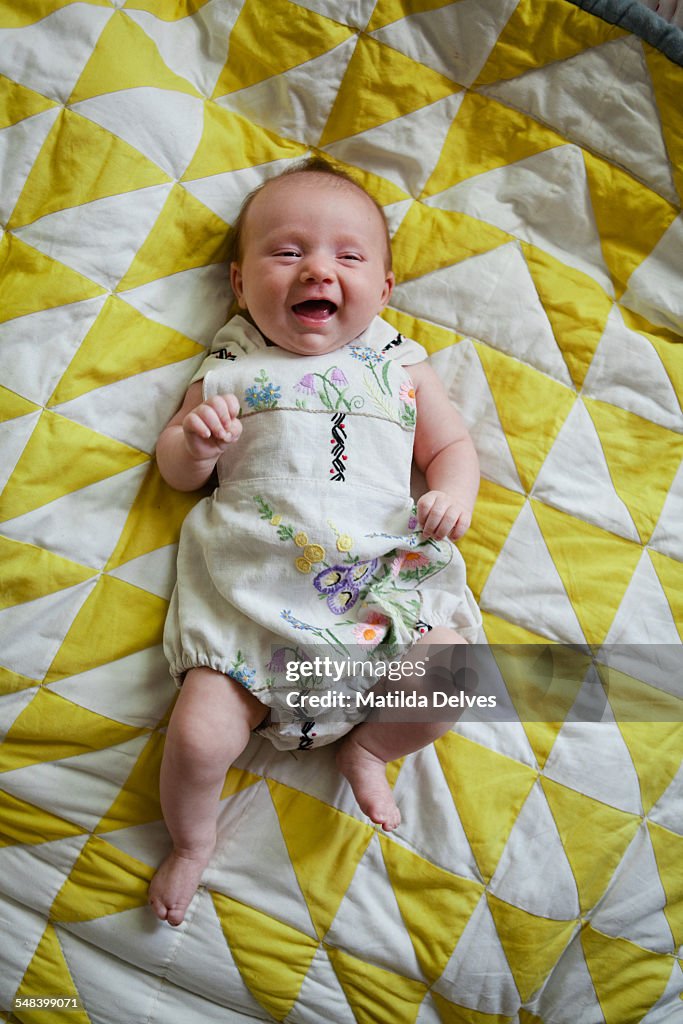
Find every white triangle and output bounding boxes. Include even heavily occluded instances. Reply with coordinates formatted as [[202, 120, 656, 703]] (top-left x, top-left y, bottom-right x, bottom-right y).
[[66, 902, 179, 976], [125, 0, 242, 98], [291, 0, 375, 31], [263, 738, 366, 821], [13, 185, 173, 291], [47, 645, 174, 728], [217, 36, 356, 147], [183, 155, 307, 225], [528, 927, 603, 1024], [0, 109, 60, 224], [0, 687, 39, 743], [425, 145, 614, 296], [325, 834, 425, 978], [543, 692, 643, 814], [532, 397, 640, 541], [414, 993, 443, 1024], [0, 463, 148, 571], [390, 743, 480, 883], [91, 819, 170, 870], [480, 501, 587, 645], [204, 780, 317, 937], [489, 780, 580, 918], [0, 735, 151, 833], [640, 960, 683, 1023], [0, 893, 50, 998], [324, 92, 465, 197], [0, 578, 97, 682], [430, 339, 524, 493], [0, 834, 88, 915], [0, 296, 106, 408], [292, 945, 364, 1024], [0, 7, 113, 103], [72, 89, 204, 179], [591, 823, 674, 952], [620, 213, 683, 334], [453, 718, 539, 772], [118, 264, 232, 344], [650, 458, 683, 562], [482, 36, 678, 205], [583, 304, 682, 431], [51, 357, 202, 454], [0, 410, 41, 494], [649, 763, 683, 837], [433, 893, 519, 1016], [384, 198, 413, 239], [371, 0, 518, 88], [108, 544, 178, 601], [600, 550, 681, 647]]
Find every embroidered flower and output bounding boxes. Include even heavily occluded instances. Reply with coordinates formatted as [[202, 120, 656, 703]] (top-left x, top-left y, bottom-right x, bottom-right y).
[[328, 584, 360, 615], [245, 371, 281, 410], [408, 514, 419, 531], [349, 345, 383, 367], [330, 367, 348, 387], [281, 609, 310, 630], [313, 558, 379, 614], [353, 612, 389, 646], [295, 373, 316, 394], [267, 648, 289, 673], [391, 550, 431, 577], [399, 380, 416, 405]]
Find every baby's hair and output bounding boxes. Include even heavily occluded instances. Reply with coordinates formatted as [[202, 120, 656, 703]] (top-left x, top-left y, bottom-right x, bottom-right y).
[[228, 156, 393, 270]]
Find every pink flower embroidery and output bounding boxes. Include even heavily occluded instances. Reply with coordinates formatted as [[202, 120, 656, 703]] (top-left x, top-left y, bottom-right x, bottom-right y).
[[353, 611, 389, 646], [391, 550, 430, 576], [330, 367, 348, 386], [399, 380, 416, 405], [296, 373, 316, 394]]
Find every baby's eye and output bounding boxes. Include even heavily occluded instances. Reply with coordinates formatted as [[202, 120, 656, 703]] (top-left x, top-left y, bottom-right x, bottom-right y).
[[339, 253, 363, 262], [275, 249, 301, 258]]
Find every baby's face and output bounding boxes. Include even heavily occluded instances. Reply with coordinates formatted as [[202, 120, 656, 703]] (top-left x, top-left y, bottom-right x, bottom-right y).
[[230, 174, 394, 356]]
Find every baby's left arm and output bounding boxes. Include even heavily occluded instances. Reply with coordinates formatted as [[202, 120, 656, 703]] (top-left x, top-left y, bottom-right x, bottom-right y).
[[409, 360, 479, 541]]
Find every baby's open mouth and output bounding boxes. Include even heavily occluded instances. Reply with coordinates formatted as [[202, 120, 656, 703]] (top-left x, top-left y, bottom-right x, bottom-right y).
[[292, 299, 338, 320]]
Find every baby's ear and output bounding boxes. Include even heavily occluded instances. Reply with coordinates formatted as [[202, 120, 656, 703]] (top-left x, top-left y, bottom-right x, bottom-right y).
[[381, 270, 395, 308], [230, 262, 246, 307]]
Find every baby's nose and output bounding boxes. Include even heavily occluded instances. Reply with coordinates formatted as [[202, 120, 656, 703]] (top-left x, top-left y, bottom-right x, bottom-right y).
[[300, 256, 334, 283]]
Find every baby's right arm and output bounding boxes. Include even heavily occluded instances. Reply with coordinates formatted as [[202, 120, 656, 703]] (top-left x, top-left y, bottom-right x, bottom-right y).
[[155, 380, 242, 491]]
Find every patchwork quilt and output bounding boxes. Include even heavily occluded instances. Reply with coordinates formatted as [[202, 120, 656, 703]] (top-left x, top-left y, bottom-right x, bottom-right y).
[[0, 1, 681, 1022]]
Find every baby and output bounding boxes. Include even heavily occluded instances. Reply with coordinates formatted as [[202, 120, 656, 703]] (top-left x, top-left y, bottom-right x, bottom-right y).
[[149, 158, 481, 926]]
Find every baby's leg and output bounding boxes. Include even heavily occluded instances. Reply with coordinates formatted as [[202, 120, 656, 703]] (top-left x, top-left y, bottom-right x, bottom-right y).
[[336, 627, 467, 832], [149, 667, 267, 926]]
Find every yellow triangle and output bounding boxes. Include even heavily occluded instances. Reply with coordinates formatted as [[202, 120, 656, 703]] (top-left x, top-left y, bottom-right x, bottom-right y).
[[390, 201, 510, 289], [436, 731, 537, 882], [367, 0, 456, 33], [122, 0, 212, 16], [581, 923, 672, 1024], [0, 410, 149, 522], [381, 306, 464, 356], [619, 306, 683, 407], [212, 890, 319, 1020], [182, 101, 307, 182], [15, 923, 90, 1023], [0, 73, 58, 128], [320, 34, 460, 147], [481, 611, 557, 646], [649, 550, 683, 640], [583, 151, 678, 300], [379, 833, 483, 982], [116, 184, 231, 291], [0, 233, 105, 325], [213, 0, 354, 98], [0, 787, 86, 847], [220, 764, 264, 800], [541, 777, 640, 914], [474, 0, 626, 87], [491, 644, 592, 767], [596, 667, 682, 814], [323, 153, 409, 210], [431, 992, 516, 1024], [325, 944, 428, 1024], [69, 11, 203, 103], [522, 243, 613, 389], [0, 385, 41, 423], [584, 398, 683, 545], [645, 47, 683, 204], [0, 665, 39, 694], [486, 892, 577, 1003], [268, 778, 375, 940], [45, 574, 168, 683], [2, 0, 109, 27], [51, 834, 153, 921], [8, 107, 172, 230], [106, 462, 203, 570], [0, 535, 97, 610], [423, 92, 566, 196], [456, 478, 526, 603], [530, 499, 642, 646], [0, 688, 146, 772], [48, 296, 204, 406], [648, 821, 683, 949], [94, 731, 164, 833], [476, 343, 576, 493]]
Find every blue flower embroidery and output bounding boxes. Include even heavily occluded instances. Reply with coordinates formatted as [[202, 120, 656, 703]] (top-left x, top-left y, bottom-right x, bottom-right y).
[[349, 345, 383, 367], [245, 370, 281, 410]]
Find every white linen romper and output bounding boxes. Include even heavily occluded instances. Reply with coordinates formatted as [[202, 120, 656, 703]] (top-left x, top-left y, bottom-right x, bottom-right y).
[[163, 315, 481, 749]]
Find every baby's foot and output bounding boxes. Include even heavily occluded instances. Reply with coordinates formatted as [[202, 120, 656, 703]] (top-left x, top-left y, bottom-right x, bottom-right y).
[[148, 842, 214, 926], [336, 736, 401, 831]]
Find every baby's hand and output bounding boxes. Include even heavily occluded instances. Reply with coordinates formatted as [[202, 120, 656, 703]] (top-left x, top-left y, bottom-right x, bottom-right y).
[[182, 394, 242, 461], [417, 490, 472, 541]]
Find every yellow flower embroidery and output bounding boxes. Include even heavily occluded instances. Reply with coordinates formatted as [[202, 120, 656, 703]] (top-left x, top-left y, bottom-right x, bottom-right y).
[[294, 532, 309, 547], [304, 544, 325, 563], [337, 534, 353, 552], [270, 515, 282, 526], [295, 557, 312, 574]]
